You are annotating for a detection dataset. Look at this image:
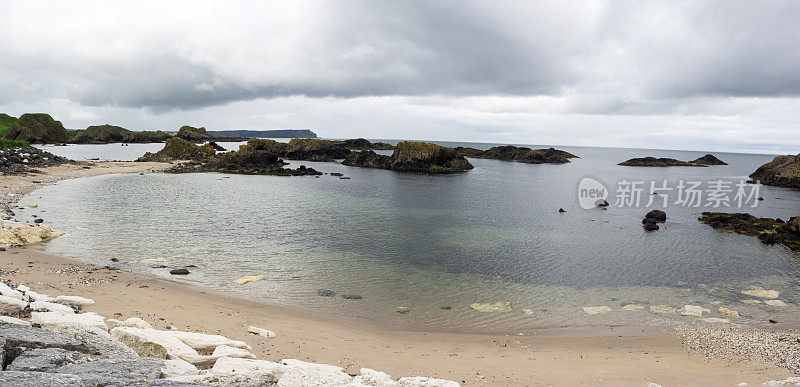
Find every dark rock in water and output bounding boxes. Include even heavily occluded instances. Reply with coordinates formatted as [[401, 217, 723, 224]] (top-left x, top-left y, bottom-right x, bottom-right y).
[[110, 258, 119, 262], [455, 146, 579, 164], [690, 154, 728, 165], [769, 319, 778, 324], [137, 137, 216, 162], [643, 221, 659, 231], [397, 309, 409, 315], [558, 208, 566, 213], [34, 218, 44, 223], [344, 142, 473, 174], [645, 210, 667, 222], [7, 347, 87, 372], [169, 268, 190, 275], [595, 199, 609, 207], [699, 212, 800, 252], [175, 125, 215, 141], [441, 306, 452, 310], [317, 289, 335, 297], [207, 141, 226, 151], [619, 157, 707, 167], [149, 265, 167, 269], [330, 172, 343, 177], [341, 294, 363, 300], [4, 113, 69, 144], [749, 153, 800, 188], [185, 264, 197, 268], [339, 177, 351, 180], [0, 247, 6, 251], [332, 138, 396, 150], [284, 138, 350, 161]]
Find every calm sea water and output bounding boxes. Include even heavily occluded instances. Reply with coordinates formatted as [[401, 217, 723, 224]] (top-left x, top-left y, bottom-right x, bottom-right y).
[[21, 141, 800, 333]]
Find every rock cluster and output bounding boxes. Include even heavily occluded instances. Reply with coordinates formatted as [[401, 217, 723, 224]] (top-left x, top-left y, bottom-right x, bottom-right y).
[[137, 138, 217, 163], [618, 157, 710, 167], [0, 280, 461, 386], [283, 138, 350, 161], [0, 146, 69, 175], [330, 138, 395, 150], [698, 212, 800, 252], [642, 210, 666, 231], [690, 154, 728, 165], [2, 113, 69, 144], [749, 153, 800, 188], [0, 221, 65, 247], [69, 125, 172, 144], [454, 146, 579, 164], [344, 141, 473, 174]]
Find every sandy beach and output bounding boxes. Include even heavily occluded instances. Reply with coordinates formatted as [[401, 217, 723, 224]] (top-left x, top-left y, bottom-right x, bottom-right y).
[[1, 162, 798, 385]]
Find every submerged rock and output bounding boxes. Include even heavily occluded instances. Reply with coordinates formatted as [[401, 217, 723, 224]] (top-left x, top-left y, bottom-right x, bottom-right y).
[[582, 306, 612, 315], [749, 153, 800, 188], [469, 302, 512, 313], [234, 275, 263, 285], [680, 305, 704, 317], [699, 212, 800, 252]]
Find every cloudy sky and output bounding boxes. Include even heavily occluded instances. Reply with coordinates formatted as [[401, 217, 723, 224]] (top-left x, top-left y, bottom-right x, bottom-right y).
[[1, 1, 799, 154]]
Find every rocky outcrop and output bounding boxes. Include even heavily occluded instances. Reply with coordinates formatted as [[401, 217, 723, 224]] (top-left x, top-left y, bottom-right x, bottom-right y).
[[332, 138, 396, 150], [455, 146, 578, 164], [454, 145, 579, 164], [3, 113, 69, 144], [642, 210, 666, 231], [136, 138, 216, 162], [175, 126, 214, 141], [0, 113, 16, 137], [619, 157, 707, 167], [69, 124, 172, 144], [0, 146, 69, 175], [699, 212, 800, 252], [690, 154, 728, 165], [0, 221, 65, 247], [749, 153, 800, 189], [345, 142, 473, 173], [284, 138, 350, 161], [163, 138, 322, 176]]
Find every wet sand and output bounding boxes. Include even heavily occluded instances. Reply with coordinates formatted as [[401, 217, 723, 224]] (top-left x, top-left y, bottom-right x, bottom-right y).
[[0, 162, 796, 385]]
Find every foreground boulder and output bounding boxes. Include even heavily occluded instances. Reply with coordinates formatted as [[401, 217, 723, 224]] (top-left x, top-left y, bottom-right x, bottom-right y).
[[69, 124, 171, 144], [3, 113, 69, 144], [619, 157, 707, 167], [345, 141, 473, 174], [749, 153, 800, 188], [690, 154, 728, 165], [698, 212, 800, 252], [455, 145, 578, 164], [137, 138, 216, 162]]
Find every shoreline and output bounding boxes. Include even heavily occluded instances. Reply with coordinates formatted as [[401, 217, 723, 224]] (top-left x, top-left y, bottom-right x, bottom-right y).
[[1, 161, 798, 384]]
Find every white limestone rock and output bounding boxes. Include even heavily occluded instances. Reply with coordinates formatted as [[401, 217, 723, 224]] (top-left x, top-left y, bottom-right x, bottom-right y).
[[29, 300, 74, 313], [680, 305, 704, 317], [277, 366, 353, 386], [247, 325, 277, 338], [111, 327, 199, 360], [31, 311, 110, 337], [16, 284, 30, 293], [398, 376, 461, 387], [0, 315, 32, 326], [351, 368, 401, 386], [282, 359, 344, 373], [165, 330, 252, 352], [211, 357, 288, 382], [0, 282, 25, 300], [25, 290, 55, 302], [55, 295, 95, 307], [740, 287, 779, 299], [764, 377, 800, 386], [120, 317, 153, 329], [162, 358, 200, 377], [0, 294, 28, 314], [212, 345, 256, 359]]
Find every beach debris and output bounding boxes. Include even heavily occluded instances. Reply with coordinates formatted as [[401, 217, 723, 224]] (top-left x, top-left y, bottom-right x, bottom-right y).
[[166, 330, 251, 352], [247, 325, 277, 338], [681, 305, 705, 317], [582, 306, 612, 315], [169, 268, 190, 275], [558, 208, 566, 213], [54, 295, 95, 307], [28, 203, 38, 208], [235, 275, 263, 285], [649, 305, 677, 314], [317, 289, 335, 297], [764, 377, 800, 386], [469, 302, 512, 313], [718, 307, 740, 317], [741, 286, 780, 299], [620, 304, 645, 311], [765, 300, 788, 307]]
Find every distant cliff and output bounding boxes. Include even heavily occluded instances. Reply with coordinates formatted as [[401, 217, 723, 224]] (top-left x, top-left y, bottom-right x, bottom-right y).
[[207, 129, 317, 139]]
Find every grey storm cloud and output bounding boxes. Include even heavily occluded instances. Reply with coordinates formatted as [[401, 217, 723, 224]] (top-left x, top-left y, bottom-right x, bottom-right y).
[[2, 0, 797, 112]]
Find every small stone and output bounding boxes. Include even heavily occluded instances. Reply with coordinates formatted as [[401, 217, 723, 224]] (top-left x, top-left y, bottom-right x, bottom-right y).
[[740, 287, 779, 299], [649, 305, 677, 314], [170, 268, 190, 275], [764, 299, 788, 307], [680, 305, 704, 317], [247, 325, 277, 338], [718, 307, 739, 317], [440, 306, 452, 310]]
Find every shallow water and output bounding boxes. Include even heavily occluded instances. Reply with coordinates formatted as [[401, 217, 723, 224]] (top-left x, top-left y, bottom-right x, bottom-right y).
[[20, 142, 800, 333]]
